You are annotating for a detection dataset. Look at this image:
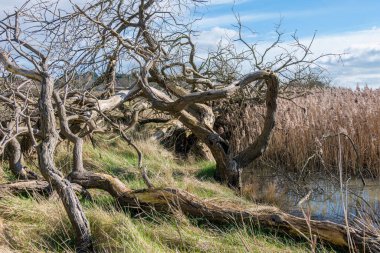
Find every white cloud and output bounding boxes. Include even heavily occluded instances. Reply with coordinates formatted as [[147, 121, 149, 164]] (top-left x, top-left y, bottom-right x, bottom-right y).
[[306, 28, 380, 87], [194, 26, 237, 49], [195, 9, 332, 29], [193, 25, 380, 88], [1, 0, 379, 88], [305, 27, 380, 56]]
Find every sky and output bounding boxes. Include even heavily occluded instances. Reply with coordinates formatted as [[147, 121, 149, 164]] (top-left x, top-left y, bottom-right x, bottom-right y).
[[1, 0, 380, 88], [194, 0, 380, 88]]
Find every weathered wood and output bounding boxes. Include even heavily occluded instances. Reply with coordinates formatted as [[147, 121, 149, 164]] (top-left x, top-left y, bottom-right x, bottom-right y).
[[118, 188, 379, 252], [234, 73, 278, 168], [69, 171, 130, 198], [136, 70, 279, 187], [0, 180, 90, 200], [17, 169, 376, 253], [0, 50, 42, 82], [0, 180, 50, 197], [37, 76, 93, 252], [5, 138, 38, 180], [1, 177, 378, 252], [54, 91, 85, 173]]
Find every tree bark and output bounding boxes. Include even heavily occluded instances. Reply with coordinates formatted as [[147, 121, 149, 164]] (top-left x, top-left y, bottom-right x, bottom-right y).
[[118, 188, 379, 253], [37, 75, 93, 252], [172, 73, 278, 187], [0, 180, 90, 200], [0, 180, 51, 197], [5, 138, 38, 180], [138, 69, 279, 187], [0, 45, 93, 251]]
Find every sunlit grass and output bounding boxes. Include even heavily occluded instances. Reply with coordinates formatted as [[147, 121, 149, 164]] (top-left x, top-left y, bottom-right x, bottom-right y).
[[0, 194, 331, 253], [0, 134, 338, 252]]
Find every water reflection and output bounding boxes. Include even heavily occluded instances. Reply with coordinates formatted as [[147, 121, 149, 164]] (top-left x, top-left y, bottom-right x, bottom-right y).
[[243, 170, 380, 224]]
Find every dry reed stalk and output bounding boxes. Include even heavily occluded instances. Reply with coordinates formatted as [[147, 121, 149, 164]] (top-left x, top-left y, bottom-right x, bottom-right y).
[[222, 87, 380, 178]]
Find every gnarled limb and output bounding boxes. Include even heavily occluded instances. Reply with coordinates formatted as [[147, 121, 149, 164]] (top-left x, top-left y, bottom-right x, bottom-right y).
[[145, 70, 279, 187], [233, 71, 279, 167], [0, 180, 91, 200], [54, 91, 85, 173], [1, 176, 378, 252], [0, 10, 94, 249], [5, 138, 38, 180], [0, 50, 42, 82], [0, 180, 50, 197], [38, 75, 93, 252]]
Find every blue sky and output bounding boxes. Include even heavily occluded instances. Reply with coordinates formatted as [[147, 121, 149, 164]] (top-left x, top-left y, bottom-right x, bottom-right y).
[[1, 0, 380, 87], [199, 0, 380, 35], [193, 0, 380, 88]]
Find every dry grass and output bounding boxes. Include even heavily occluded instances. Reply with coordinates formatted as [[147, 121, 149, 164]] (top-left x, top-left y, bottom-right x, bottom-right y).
[[0, 194, 315, 253], [0, 73, 378, 252], [0, 137, 321, 253], [224, 87, 380, 177], [241, 180, 286, 207]]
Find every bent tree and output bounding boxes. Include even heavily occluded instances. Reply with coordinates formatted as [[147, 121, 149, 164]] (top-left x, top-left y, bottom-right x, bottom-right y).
[[1, 1, 371, 252], [65, 0, 328, 187], [0, 5, 93, 251]]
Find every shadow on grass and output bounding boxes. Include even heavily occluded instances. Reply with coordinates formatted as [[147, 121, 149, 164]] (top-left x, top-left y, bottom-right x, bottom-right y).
[[196, 162, 216, 181], [34, 221, 76, 253]]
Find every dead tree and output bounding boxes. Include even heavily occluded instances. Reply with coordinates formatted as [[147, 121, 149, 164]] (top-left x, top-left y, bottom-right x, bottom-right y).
[[0, 1, 359, 252], [0, 0, 333, 188], [0, 6, 93, 252], [5, 138, 38, 179], [62, 0, 335, 188]]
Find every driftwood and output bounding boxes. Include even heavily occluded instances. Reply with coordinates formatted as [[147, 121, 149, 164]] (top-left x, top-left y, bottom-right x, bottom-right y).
[[1, 177, 379, 252]]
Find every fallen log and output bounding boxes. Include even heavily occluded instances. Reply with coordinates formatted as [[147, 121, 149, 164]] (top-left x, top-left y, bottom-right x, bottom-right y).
[[0, 180, 91, 200], [122, 188, 380, 252], [1, 178, 379, 252], [0, 180, 50, 197], [68, 171, 380, 252]]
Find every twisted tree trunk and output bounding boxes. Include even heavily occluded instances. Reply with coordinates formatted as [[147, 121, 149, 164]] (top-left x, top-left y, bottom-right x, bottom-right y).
[[175, 71, 279, 187], [0, 46, 93, 251], [37, 75, 93, 252], [67, 171, 380, 251], [118, 188, 379, 253], [5, 138, 38, 180]]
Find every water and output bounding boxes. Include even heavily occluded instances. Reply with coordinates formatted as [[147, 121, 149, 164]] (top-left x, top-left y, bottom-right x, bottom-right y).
[[287, 179, 380, 223], [244, 170, 380, 224]]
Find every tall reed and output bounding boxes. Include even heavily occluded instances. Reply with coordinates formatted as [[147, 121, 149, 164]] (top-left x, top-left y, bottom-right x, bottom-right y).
[[221, 87, 380, 178]]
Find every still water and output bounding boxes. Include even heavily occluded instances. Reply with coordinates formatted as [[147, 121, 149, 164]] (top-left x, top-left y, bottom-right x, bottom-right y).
[[244, 171, 380, 224], [287, 179, 380, 223]]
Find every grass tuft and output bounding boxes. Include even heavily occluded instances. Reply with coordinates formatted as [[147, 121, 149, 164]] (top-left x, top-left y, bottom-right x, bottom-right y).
[[0, 136, 335, 252]]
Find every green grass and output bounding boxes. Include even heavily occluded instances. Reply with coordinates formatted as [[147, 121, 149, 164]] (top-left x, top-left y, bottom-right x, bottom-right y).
[[0, 135, 337, 252], [195, 161, 216, 181], [0, 195, 331, 253]]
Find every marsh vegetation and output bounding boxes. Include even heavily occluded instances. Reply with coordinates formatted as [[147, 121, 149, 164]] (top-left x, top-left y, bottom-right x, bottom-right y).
[[0, 0, 379, 252]]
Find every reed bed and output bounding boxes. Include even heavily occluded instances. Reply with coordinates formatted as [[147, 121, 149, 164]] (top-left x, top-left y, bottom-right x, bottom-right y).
[[222, 87, 380, 178]]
